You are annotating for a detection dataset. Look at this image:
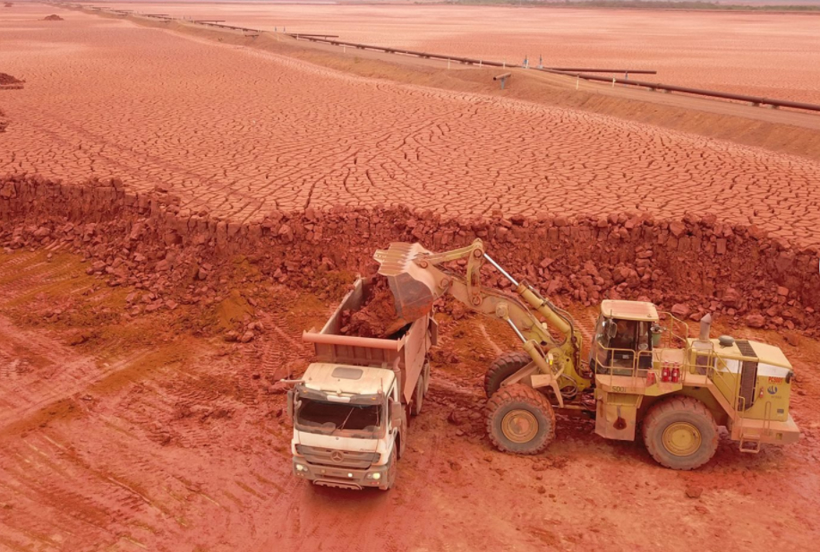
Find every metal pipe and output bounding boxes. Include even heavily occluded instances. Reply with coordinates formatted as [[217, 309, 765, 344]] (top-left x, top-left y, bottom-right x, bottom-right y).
[[548, 68, 656, 74], [542, 68, 820, 113], [493, 73, 511, 81], [505, 318, 527, 344], [483, 253, 519, 287]]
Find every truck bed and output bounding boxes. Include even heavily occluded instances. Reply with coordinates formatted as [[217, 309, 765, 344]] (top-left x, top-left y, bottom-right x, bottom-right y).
[[302, 277, 435, 404]]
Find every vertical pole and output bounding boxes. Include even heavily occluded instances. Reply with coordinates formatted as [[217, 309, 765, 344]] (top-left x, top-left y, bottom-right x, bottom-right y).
[[479, 60, 482, 67], [612, 78, 615, 88]]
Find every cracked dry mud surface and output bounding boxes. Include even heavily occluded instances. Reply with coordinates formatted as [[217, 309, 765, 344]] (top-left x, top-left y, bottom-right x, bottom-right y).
[[1, 6, 820, 247]]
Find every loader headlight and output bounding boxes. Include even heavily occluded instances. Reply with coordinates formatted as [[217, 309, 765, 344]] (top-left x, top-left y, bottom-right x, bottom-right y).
[[295, 464, 307, 472], [366, 472, 381, 481]]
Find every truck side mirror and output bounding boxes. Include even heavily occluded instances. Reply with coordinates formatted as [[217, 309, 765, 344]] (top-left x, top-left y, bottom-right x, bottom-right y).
[[390, 401, 403, 430], [287, 390, 294, 419]]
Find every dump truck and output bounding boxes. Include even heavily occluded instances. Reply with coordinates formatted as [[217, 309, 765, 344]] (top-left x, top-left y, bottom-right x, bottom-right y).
[[374, 239, 800, 470], [288, 277, 435, 490]]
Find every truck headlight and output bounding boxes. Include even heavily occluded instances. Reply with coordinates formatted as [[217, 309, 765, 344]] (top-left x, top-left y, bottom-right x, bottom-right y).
[[295, 464, 307, 472], [365, 472, 381, 481]]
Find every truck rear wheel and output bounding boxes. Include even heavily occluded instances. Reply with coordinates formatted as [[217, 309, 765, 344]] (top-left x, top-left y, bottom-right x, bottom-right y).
[[423, 361, 431, 394], [642, 397, 718, 470], [486, 384, 555, 454], [485, 351, 532, 398], [411, 373, 424, 416]]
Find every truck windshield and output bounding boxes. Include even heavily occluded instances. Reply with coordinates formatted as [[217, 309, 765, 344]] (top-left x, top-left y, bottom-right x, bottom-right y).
[[295, 399, 382, 437]]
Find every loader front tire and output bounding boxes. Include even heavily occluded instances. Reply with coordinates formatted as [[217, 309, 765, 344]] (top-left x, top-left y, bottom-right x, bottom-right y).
[[486, 384, 555, 454], [485, 351, 533, 398], [643, 397, 718, 470]]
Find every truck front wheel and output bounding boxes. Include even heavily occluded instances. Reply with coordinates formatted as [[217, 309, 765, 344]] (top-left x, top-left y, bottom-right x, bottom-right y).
[[380, 446, 398, 491], [642, 397, 718, 470], [486, 384, 555, 454]]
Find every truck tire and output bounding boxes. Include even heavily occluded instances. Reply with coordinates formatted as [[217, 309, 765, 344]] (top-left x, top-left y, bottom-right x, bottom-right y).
[[380, 445, 398, 491], [423, 361, 431, 394], [485, 350, 532, 398], [486, 383, 555, 454], [642, 397, 718, 470], [411, 374, 424, 416]]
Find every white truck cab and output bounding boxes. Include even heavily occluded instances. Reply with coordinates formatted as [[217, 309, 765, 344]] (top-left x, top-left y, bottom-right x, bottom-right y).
[[290, 364, 407, 490], [289, 278, 434, 491]]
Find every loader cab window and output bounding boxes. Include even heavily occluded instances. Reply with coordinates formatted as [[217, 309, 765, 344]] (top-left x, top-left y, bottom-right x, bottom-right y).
[[595, 317, 653, 371], [610, 319, 638, 350]]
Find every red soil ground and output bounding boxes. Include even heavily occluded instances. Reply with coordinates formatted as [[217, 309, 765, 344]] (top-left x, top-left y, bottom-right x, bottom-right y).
[[1, 6, 820, 549], [2, 5, 820, 246], [0, 248, 818, 552], [100, 2, 820, 104]]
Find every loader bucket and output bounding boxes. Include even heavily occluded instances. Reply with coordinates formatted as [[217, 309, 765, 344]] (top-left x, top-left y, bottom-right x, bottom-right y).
[[374, 242, 437, 323]]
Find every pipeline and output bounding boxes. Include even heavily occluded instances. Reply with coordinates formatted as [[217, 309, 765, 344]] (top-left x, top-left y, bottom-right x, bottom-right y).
[[541, 68, 820, 113], [81, 7, 819, 114]]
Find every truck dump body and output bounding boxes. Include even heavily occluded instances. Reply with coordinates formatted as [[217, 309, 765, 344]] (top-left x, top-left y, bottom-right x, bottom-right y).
[[302, 277, 435, 405]]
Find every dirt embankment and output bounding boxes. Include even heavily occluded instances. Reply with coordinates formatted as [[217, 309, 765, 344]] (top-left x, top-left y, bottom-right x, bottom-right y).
[[1, 174, 818, 335]]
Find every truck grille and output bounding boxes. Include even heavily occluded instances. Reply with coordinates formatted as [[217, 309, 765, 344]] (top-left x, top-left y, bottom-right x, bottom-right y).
[[296, 445, 380, 469]]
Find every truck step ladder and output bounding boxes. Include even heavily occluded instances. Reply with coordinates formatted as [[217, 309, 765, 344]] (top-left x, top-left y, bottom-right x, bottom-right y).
[[739, 432, 762, 453]]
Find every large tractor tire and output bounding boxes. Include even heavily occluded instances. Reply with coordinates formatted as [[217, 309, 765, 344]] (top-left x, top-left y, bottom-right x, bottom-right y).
[[486, 384, 556, 454], [642, 397, 718, 470], [485, 351, 533, 398]]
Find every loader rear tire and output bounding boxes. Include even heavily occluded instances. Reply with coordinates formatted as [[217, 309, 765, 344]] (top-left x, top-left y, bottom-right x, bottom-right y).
[[486, 384, 555, 454], [485, 351, 533, 398], [643, 397, 718, 470]]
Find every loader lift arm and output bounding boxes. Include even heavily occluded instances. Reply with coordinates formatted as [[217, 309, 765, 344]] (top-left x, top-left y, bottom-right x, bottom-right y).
[[375, 239, 589, 407]]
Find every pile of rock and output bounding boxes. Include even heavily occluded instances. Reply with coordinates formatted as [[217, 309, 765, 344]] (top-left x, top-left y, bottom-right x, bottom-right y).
[[1, 175, 818, 335]]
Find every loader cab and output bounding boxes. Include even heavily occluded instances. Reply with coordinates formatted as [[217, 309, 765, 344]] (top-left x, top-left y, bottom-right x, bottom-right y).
[[592, 300, 660, 375]]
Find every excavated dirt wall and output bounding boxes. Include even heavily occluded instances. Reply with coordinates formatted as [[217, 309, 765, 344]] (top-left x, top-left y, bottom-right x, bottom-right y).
[[1, 175, 818, 334]]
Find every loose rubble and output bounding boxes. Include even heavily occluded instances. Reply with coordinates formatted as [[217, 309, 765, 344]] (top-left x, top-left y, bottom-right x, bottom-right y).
[[1, 175, 818, 335]]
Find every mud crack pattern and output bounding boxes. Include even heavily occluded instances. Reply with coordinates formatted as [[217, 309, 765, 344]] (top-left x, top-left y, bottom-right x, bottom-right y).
[[1, 7, 820, 247]]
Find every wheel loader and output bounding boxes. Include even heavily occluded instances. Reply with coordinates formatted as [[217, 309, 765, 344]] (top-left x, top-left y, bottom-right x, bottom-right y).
[[374, 239, 801, 470]]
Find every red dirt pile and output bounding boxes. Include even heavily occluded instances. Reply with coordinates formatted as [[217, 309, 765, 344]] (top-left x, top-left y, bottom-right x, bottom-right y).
[[1, 175, 818, 336], [339, 277, 400, 338], [43, 14, 64, 21]]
